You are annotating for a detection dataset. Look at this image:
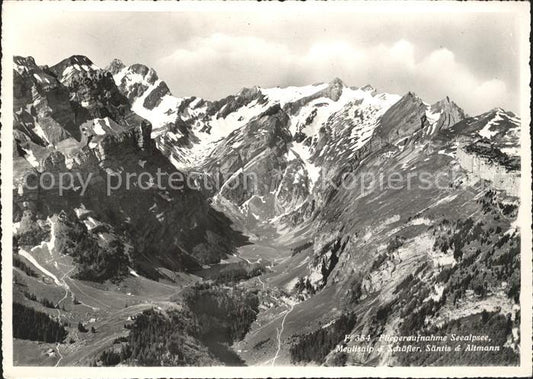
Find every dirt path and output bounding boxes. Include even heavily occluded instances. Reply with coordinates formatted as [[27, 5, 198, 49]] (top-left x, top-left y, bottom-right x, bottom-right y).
[[270, 302, 294, 366], [258, 277, 266, 290]]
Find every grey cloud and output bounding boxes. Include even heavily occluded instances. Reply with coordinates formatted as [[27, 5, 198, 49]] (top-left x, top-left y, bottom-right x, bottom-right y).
[[10, 8, 524, 115]]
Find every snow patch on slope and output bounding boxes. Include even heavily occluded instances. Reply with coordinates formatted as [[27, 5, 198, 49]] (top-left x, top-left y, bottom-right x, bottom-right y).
[[478, 112, 504, 139], [291, 143, 321, 187], [261, 83, 328, 107]]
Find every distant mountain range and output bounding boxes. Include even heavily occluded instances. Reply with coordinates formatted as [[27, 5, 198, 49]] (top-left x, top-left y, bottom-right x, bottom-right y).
[[12, 55, 521, 367]]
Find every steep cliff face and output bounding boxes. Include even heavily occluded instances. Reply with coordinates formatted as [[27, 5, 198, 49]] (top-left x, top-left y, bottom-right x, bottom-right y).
[[376, 92, 468, 146], [428, 96, 467, 131], [450, 108, 520, 156], [107, 63, 405, 223], [13, 56, 246, 281], [13, 55, 522, 367], [14, 56, 78, 144], [457, 144, 520, 197], [377, 92, 429, 144], [202, 104, 309, 221]]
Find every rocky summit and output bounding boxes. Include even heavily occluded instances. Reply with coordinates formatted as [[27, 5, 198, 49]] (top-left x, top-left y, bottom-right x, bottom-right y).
[[12, 55, 521, 367]]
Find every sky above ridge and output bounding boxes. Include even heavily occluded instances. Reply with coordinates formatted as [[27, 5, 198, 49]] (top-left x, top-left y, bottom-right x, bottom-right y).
[[6, 3, 526, 115]]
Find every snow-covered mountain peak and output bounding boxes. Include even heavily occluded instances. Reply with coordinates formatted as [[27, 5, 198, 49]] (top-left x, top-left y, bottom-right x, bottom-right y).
[[476, 108, 520, 147], [108, 62, 179, 137], [48, 55, 102, 86], [486, 107, 519, 122], [113, 63, 160, 90], [360, 84, 376, 93], [430, 96, 464, 114], [51, 55, 100, 72], [491, 106, 506, 113], [13, 56, 38, 74], [321, 77, 345, 101], [101, 60, 483, 177], [259, 83, 329, 107], [329, 77, 345, 86], [479, 107, 519, 126], [404, 91, 423, 101], [106, 58, 126, 75]]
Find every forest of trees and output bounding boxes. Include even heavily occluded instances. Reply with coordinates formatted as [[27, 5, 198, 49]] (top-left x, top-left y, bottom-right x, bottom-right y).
[[23, 291, 58, 309], [13, 303, 67, 343], [290, 313, 357, 364], [430, 209, 520, 306], [183, 283, 260, 343], [397, 311, 518, 366], [97, 348, 122, 366], [464, 142, 520, 171], [13, 211, 50, 248], [197, 262, 264, 284], [94, 309, 206, 366], [13, 255, 39, 277], [122, 309, 205, 366], [93, 283, 260, 366], [55, 215, 129, 282]]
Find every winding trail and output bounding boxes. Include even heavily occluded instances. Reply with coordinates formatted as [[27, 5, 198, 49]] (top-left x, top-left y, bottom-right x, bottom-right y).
[[258, 277, 266, 290], [54, 267, 76, 367], [54, 342, 64, 367], [270, 302, 295, 366]]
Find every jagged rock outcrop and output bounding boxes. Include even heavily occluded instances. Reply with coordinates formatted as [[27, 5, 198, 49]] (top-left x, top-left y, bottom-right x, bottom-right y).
[[12, 55, 246, 280], [457, 143, 520, 196], [203, 105, 297, 215], [143, 81, 171, 110], [14, 56, 77, 144], [207, 86, 268, 119], [106, 58, 126, 75], [377, 92, 429, 144], [429, 96, 467, 130], [283, 78, 345, 115], [11, 54, 522, 368]]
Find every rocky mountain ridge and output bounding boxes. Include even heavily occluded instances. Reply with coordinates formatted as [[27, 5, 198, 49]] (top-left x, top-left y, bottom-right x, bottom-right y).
[[13, 55, 246, 281], [11, 55, 522, 367], [108, 59, 485, 225]]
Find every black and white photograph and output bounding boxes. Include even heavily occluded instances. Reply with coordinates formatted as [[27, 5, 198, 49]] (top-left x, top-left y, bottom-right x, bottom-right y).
[[1, 1, 531, 377]]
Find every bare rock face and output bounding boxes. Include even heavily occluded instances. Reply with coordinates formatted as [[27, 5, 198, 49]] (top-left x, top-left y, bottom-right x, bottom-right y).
[[361, 84, 376, 93], [41, 151, 68, 172], [130, 64, 159, 84], [377, 93, 467, 146], [457, 144, 519, 196], [430, 96, 467, 131], [377, 92, 429, 144], [112, 63, 161, 102], [12, 55, 246, 280], [106, 58, 126, 75], [283, 78, 345, 115], [14, 56, 78, 144], [204, 104, 294, 207], [48, 55, 96, 78], [206, 86, 268, 119], [324, 77, 344, 101], [143, 81, 171, 110], [275, 159, 311, 212]]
